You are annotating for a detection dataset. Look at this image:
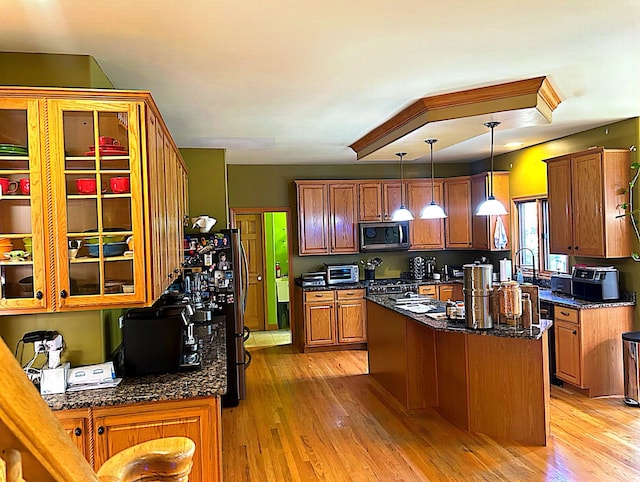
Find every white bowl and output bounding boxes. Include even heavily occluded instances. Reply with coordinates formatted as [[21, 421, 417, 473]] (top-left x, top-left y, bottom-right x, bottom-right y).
[[122, 284, 134, 293]]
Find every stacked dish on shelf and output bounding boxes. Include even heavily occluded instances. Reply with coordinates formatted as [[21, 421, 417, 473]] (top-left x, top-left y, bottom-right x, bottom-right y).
[[0, 144, 28, 156]]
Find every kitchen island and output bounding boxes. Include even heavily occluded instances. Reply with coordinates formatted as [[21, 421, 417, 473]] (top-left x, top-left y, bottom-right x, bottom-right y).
[[43, 320, 227, 482], [366, 295, 553, 446]]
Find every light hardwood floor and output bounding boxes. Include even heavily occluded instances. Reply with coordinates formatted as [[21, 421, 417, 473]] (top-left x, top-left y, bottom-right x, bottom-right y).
[[222, 345, 640, 481]]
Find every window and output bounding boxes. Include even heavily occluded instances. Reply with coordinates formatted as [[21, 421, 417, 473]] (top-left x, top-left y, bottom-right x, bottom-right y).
[[514, 197, 568, 275]]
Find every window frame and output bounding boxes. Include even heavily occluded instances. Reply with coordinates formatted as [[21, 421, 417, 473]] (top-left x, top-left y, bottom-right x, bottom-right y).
[[511, 195, 565, 279]]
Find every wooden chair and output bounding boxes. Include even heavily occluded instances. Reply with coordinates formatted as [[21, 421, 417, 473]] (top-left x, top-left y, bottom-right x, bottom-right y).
[[0, 338, 195, 482]]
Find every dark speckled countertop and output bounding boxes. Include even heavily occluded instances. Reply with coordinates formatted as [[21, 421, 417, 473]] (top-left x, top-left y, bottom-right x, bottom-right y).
[[538, 288, 636, 309], [295, 278, 463, 291], [43, 318, 227, 411], [366, 294, 552, 340]]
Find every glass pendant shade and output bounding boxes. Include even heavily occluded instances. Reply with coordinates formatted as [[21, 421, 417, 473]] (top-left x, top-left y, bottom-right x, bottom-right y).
[[475, 195, 508, 215], [391, 152, 414, 221], [421, 201, 447, 219], [420, 138, 447, 219], [391, 206, 414, 221], [476, 121, 508, 216]]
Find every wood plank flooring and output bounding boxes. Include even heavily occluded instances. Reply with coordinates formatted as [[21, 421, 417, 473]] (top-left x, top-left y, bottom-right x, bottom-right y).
[[222, 344, 640, 481]]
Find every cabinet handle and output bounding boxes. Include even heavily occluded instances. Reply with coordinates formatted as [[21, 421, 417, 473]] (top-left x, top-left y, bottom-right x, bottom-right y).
[[36, 291, 43, 300], [315, 294, 324, 297], [97, 426, 105, 435], [174, 268, 180, 274], [572, 330, 577, 335], [560, 310, 570, 316], [567, 246, 571, 250], [60, 290, 67, 299], [168, 273, 174, 279], [74, 427, 82, 436]]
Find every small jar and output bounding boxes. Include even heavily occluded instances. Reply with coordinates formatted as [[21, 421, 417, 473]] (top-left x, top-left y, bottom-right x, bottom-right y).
[[499, 281, 522, 325], [446, 300, 456, 319]]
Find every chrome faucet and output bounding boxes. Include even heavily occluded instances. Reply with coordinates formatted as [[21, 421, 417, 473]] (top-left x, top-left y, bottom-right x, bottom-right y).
[[514, 247, 537, 282]]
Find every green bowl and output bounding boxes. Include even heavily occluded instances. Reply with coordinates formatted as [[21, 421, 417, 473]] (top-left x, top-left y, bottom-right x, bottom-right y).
[[23, 237, 32, 254]]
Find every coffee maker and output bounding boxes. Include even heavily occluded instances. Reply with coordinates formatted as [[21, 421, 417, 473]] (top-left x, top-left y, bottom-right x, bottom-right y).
[[121, 293, 202, 376]]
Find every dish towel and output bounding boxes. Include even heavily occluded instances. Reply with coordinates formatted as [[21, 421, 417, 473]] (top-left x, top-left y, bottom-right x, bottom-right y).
[[494, 216, 508, 249]]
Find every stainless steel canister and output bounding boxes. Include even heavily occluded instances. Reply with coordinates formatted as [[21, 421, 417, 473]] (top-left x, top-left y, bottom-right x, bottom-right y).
[[463, 263, 494, 329]]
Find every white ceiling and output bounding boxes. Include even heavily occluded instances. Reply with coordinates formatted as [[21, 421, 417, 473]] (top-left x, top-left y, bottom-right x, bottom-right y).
[[2, 0, 639, 165]]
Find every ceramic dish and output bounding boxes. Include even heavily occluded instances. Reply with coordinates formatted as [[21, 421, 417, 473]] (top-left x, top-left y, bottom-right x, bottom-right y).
[[87, 242, 128, 257], [0, 144, 28, 156]]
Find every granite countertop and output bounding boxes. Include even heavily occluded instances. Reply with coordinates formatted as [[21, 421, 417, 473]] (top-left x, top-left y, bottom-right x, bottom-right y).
[[366, 294, 552, 340], [538, 289, 636, 309], [44, 318, 227, 411]]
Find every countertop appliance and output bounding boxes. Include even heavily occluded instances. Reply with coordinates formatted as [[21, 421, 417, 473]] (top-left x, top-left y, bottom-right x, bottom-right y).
[[122, 303, 198, 376], [325, 264, 359, 285], [182, 228, 250, 407], [359, 221, 410, 252], [365, 278, 419, 295], [571, 266, 619, 301], [301, 271, 326, 287], [551, 273, 572, 295]]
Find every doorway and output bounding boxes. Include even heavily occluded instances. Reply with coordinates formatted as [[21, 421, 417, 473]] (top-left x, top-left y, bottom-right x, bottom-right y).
[[230, 208, 293, 345]]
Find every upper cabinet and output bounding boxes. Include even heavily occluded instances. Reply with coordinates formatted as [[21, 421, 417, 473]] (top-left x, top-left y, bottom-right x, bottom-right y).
[[545, 148, 631, 258], [0, 88, 187, 314], [297, 172, 510, 256], [296, 181, 358, 255], [471, 172, 510, 251], [443, 176, 472, 249], [406, 180, 445, 250]]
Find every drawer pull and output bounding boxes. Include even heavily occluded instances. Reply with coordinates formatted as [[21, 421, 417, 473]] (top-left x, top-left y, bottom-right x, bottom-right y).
[[560, 310, 570, 316], [97, 426, 105, 435], [573, 330, 577, 335], [74, 427, 82, 436]]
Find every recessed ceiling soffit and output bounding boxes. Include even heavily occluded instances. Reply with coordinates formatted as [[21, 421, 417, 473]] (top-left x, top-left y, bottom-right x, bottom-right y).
[[350, 76, 561, 161]]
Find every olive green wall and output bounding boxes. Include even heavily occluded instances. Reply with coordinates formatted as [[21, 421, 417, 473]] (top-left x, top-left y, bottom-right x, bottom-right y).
[[181, 148, 228, 229], [0, 52, 113, 88]]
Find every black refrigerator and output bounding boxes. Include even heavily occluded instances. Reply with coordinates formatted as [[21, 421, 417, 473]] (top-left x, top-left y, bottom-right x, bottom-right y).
[[184, 228, 250, 407], [220, 228, 250, 407]]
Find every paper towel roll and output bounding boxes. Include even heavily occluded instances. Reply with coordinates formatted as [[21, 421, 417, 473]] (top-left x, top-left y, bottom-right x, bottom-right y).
[[499, 258, 512, 282]]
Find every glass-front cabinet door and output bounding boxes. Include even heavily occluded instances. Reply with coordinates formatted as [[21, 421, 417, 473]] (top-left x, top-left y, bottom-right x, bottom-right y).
[[0, 98, 47, 311], [48, 99, 146, 309]]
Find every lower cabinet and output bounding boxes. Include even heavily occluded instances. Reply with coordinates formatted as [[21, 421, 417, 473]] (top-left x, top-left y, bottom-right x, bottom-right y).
[[55, 408, 91, 463], [553, 305, 633, 397], [418, 283, 463, 301], [295, 287, 367, 351], [55, 396, 222, 482]]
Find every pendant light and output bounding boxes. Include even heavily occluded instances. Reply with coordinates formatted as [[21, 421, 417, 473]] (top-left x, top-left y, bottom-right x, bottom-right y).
[[476, 121, 508, 216], [391, 152, 414, 221], [420, 139, 447, 219]]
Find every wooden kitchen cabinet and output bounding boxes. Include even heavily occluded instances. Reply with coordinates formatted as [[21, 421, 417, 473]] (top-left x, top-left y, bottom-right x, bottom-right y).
[[443, 176, 472, 249], [296, 181, 358, 255], [418, 285, 437, 298], [336, 289, 367, 343], [295, 287, 367, 351], [553, 304, 633, 396], [406, 179, 445, 250], [356, 180, 405, 223], [92, 397, 221, 482], [425, 283, 463, 301], [545, 148, 631, 258], [358, 182, 383, 221], [0, 87, 187, 314], [55, 408, 91, 463], [471, 172, 510, 251], [382, 181, 403, 221]]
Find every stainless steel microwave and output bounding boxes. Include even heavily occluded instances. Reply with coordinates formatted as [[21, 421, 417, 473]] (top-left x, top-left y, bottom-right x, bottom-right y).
[[359, 221, 410, 252]]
